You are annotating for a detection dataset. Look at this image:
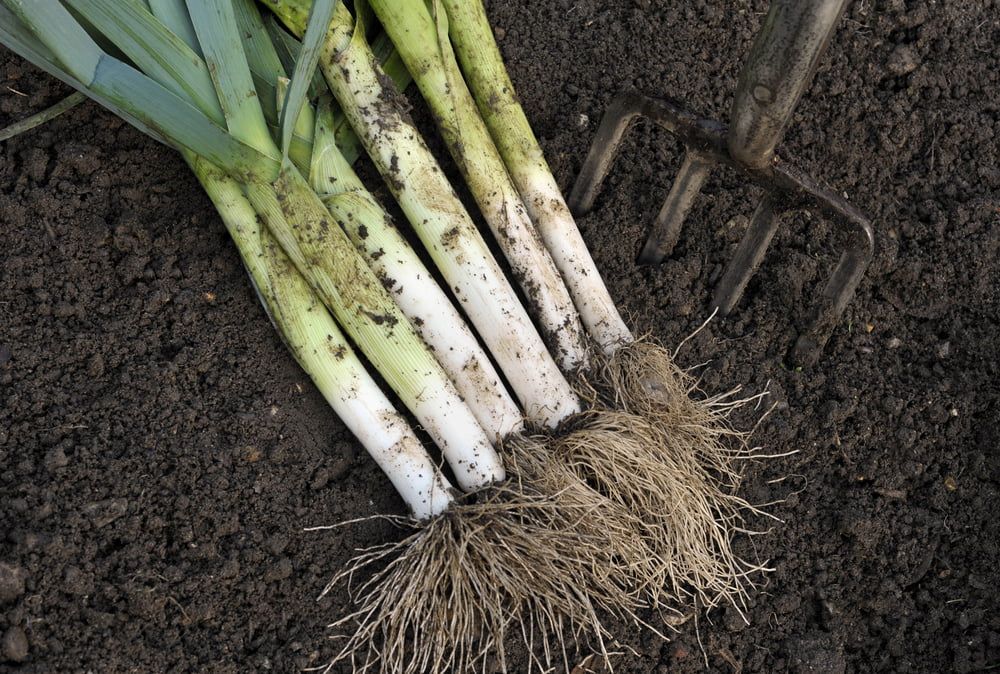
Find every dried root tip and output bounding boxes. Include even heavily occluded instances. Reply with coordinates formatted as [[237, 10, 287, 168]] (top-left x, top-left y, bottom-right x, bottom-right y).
[[503, 434, 665, 609], [321, 457, 641, 674], [552, 405, 768, 614], [594, 339, 762, 489]]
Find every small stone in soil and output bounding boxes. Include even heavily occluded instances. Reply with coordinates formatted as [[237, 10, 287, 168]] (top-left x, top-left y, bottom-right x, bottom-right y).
[[887, 44, 920, 76], [309, 467, 330, 491], [45, 445, 69, 471], [2, 626, 28, 662], [0, 563, 25, 604], [328, 457, 352, 481], [724, 605, 748, 631], [82, 498, 128, 528]]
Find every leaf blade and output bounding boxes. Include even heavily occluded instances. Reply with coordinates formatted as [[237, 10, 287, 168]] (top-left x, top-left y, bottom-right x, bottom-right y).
[[63, 0, 223, 122], [3, 0, 102, 85], [0, 4, 171, 145], [233, 0, 287, 123], [147, 0, 200, 53], [186, 0, 277, 157], [278, 0, 337, 164]]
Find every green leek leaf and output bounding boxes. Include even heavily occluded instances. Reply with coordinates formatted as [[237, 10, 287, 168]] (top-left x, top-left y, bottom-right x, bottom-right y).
[[233, 0, 287, 123], [264, 15, 327, 103], [3, 0, 101, 85], [0, 4, 170, 146], [64, 0, 223, 122], [146, 0, 200, 54], [279, 0, 337, 165], [186, 0, 276, 157]]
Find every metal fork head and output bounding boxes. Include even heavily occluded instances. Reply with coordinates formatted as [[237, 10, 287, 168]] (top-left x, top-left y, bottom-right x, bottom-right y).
[[568, 90, 874, 367]]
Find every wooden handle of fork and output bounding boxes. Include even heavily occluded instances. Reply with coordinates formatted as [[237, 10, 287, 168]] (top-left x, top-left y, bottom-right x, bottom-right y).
[[728, 0, 849, 168]]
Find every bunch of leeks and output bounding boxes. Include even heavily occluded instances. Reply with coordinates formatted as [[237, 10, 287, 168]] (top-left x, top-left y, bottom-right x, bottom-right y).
[[1, 0, 765, 671]]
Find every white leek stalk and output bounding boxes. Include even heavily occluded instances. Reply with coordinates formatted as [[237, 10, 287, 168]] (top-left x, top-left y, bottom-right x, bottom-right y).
[[263, 1, 582, 428], [194, 156, 454, 519], [442, 0, 634, 354], [243, 169, 505, 490], [307, 95, 523, 441], [365, 0, 590, 374]]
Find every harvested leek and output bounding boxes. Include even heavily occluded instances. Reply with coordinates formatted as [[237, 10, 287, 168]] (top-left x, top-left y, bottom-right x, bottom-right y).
[[1, 1, 766, 672]]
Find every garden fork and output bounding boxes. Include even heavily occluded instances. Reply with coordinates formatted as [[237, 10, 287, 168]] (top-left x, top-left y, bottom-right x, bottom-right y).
[[569, 0, 874, 366]]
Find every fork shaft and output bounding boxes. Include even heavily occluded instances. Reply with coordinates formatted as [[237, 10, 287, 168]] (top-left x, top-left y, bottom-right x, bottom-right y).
[[729, 0, 850, 167]]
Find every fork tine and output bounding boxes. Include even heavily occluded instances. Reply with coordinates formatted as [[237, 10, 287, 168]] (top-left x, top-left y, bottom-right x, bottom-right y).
[[638, 150, 714, 265], [791, 237, 873, 367], [568, 91, 647, 217], [711, 194, 781, 315], [569, 85, 872, 366]]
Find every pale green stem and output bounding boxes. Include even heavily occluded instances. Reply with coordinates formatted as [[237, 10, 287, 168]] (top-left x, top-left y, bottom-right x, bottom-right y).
[[442, 0, 634, 355], [190, 153, 455, 519]]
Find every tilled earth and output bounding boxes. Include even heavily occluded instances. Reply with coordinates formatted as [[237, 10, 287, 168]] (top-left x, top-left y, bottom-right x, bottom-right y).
[[1, 1, 998, 672]]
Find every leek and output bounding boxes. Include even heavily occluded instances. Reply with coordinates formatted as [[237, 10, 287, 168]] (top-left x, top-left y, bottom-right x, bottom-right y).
[[266, 24, 523, 442], [297, 0, 765, 624], [364, 0, 591, 374], [3, 0, 503, 494], [262, 0, 583, 429], [441, 0, 634, 353], [193, 156, 455, 519], [1, 6, 645, 672], [307, 93, 524, 440], [438, 0, 768, 612], [2, 1, 764, 670]]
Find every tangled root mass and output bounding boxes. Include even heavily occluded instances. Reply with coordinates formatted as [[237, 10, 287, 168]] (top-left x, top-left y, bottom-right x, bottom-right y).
[[322, 339, 770, 672], [322, 439, 647, 674], [586, 339, 771, 610]]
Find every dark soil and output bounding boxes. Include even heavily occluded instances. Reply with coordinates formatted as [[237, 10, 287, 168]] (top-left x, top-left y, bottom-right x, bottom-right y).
[[2, 1, 999, 672]]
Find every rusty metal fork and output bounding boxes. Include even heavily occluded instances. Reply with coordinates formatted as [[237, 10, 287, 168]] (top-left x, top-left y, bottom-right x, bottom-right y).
[[569, 0, 874, 366]]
